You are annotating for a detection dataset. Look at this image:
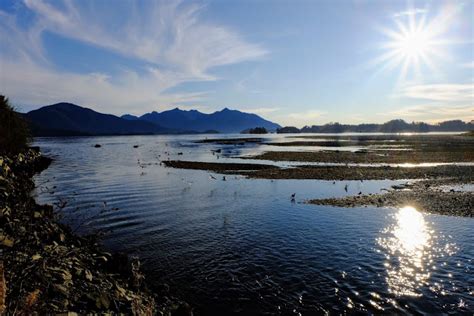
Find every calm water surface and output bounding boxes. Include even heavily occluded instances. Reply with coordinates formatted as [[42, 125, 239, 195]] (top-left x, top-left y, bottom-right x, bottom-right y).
[[33, 135, 473, 315]]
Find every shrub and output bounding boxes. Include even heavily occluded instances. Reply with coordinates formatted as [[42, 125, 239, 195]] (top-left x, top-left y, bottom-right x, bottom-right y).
[[0, 95, 30, 154]]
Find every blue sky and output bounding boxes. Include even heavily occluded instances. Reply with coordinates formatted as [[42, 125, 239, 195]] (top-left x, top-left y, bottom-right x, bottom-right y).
[[0, 0, 472, 126]]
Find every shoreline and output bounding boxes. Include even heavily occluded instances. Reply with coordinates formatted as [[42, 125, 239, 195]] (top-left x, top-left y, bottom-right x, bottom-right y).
[[307, 179, 473, 217], [163, 160, 474, 180], [0, 149, 188, 314]]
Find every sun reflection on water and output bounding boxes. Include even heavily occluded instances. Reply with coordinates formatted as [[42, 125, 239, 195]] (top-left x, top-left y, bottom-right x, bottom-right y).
[[378, 206, 433, 297]]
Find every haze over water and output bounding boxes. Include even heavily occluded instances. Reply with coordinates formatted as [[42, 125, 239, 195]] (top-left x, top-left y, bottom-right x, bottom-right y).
[[33, 135, 474, 315]]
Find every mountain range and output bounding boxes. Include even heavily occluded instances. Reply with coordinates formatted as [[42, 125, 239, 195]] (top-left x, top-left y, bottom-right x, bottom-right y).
[[122, 107, 280, 133], [23, 102, 280, 136], [21, 102, 472, 136]]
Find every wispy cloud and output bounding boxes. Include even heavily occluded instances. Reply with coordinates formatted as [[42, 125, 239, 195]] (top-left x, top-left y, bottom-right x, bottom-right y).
[[400, 83, 474, 102], [382, 104, 473, 123], [1, 60, 210, 114], [383, 82, 474, 122], [0, 0, 267, 114], [241, 107, 280, 115], [393, 8, 427, 18], [274, 110, 326, 127], [460, 61, 474, 68]]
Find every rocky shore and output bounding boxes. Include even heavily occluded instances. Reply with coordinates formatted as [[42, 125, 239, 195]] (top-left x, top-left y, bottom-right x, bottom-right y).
[[0, 149, 188, 314]]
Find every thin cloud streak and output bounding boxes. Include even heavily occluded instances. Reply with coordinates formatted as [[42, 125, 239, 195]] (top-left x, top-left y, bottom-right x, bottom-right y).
[[393, 8, 427, 18], [400, 83, 474, 102], [272, 110, 327, 127], [460, 61, 474, 68], [242, 107, 280, 115], [381, 104, 474, 123]]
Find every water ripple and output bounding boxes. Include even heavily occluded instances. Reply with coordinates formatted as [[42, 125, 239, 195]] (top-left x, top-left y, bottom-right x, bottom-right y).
[[33, 135, 474, 314]]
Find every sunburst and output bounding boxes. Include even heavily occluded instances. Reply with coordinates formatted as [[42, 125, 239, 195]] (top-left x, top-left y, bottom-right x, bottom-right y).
[[374, 5, 455, 81]]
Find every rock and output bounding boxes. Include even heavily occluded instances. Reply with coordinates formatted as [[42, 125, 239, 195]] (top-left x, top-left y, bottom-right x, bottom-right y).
[[0, 149, 175, 314], [0, 234, 14, 247], [0, 261, 5, 314], [173, 302, 193, 316], [94, 144, 101, 148]]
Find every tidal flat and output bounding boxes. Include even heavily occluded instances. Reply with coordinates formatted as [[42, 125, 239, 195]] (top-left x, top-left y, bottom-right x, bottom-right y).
[[164, 133, 474, 217]]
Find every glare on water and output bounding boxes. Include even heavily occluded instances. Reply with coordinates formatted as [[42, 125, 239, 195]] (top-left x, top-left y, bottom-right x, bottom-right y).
[[378, 206, 434, 297], [394, 206, 430, 254]]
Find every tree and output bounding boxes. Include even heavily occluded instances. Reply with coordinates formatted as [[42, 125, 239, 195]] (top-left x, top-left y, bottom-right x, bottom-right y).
[[0, 95, 30, 154]]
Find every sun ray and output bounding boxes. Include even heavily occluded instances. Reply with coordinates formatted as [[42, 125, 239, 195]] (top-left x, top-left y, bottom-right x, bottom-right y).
[[374, 4, 454, 81]]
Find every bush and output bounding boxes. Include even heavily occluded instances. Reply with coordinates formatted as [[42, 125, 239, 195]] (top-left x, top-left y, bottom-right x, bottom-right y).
[[0, 95, 30, 155]]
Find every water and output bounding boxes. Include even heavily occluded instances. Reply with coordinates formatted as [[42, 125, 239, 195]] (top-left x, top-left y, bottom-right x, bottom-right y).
[[33, 135, 474, 315]]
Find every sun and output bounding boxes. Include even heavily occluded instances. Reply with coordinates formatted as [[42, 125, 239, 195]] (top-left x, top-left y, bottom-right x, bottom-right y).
[[393, 29, 432, 59], [374, 6, 454, 81], [383, 19, 437, 71]]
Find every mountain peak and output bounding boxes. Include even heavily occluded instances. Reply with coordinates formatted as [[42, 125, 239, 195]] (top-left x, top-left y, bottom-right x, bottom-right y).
[[48, 102, 83, 109], [140, 106, 279, 132], [25, 102, 169, 136]]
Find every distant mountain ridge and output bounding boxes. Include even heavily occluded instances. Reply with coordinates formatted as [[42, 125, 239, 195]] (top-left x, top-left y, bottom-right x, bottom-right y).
[[24, 103, 170, 136], [277, 119, 474, 133], [123, 107, 281, 133], [22, 102, 472, 137], [23, 102, 280, 136]]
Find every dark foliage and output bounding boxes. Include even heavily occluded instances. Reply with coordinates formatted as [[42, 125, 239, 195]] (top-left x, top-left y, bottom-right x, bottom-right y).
[[278, 119, 474, 133], [241, 127, 268, 134], [0, 95, 30, 154], [277, 126, 301, 133]]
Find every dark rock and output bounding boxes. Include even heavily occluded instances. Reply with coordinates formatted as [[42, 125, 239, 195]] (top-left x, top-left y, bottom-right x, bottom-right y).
[[173, 302, 193, 316]]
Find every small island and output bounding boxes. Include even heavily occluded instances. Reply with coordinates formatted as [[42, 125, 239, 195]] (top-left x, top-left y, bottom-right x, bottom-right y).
[[240, 127, 268, 134]]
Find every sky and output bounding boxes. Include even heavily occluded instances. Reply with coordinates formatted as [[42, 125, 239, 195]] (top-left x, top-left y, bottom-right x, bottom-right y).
[[0, 0, 472, 127]]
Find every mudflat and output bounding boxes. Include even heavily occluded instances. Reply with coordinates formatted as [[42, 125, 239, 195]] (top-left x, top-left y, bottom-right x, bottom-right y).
[[163, 133, 474, 217], [307, 179, 473, 217], [247, 134, 474, 163]]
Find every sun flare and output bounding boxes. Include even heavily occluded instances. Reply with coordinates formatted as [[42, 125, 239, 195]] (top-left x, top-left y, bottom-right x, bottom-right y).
[[392, 29, 432, 59], [375, 6, 455, 80]]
